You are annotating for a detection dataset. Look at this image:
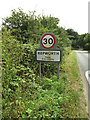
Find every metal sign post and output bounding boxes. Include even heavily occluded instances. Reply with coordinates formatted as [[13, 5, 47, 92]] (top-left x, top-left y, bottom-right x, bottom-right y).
[[39, 62, 41, 80], [57, 63, 59, 79]]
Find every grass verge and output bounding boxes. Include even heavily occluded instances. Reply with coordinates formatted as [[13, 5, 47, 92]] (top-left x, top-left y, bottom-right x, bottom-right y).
[[61, 51, 88, 118]]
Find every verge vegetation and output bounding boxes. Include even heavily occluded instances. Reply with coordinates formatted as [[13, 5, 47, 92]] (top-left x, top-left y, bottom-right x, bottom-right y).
[[61, 51, 88, 118]]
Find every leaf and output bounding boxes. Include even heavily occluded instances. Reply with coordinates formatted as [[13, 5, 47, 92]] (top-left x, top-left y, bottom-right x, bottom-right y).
[[22, 114, 27, 118], [10, 81, 19, 87], [26, 108, 32, 114], [29, 68, 33, 73]]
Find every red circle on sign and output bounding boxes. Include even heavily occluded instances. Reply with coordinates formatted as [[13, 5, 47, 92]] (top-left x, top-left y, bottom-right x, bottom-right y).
[[41, 33, 55, 49]]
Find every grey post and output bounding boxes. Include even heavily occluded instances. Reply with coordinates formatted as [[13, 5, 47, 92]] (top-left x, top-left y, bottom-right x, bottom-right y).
[[57, 63, 59, 79], [39, 62, 41, 80]]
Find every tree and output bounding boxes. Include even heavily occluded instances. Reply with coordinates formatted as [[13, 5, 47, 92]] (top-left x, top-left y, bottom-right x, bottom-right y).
[[2, 8, 40, 44], [78, 34, 86, 49], [41, 15, 59, 30], [2, 8, 71, 49], [66, 29, 79, 49], [83, 33, 90, 50]]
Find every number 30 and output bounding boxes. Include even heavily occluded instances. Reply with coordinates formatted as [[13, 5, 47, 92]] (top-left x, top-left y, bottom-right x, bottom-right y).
[[43, 38, 53, 44]]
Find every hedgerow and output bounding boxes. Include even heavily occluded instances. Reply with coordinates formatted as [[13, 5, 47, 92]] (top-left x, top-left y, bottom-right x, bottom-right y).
[[1, 28, 80, 119], [1, 9, 87, 119]]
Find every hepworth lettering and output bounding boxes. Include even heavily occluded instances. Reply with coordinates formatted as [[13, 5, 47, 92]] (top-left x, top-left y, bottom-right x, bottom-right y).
[[38, 52, 59, 55]]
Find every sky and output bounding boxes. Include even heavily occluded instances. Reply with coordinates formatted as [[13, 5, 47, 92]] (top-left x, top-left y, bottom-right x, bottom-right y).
[[0, 0, 89, 34]]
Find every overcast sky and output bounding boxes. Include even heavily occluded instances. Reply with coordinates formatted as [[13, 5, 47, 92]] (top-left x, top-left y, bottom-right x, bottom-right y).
[[0, 0, 89, 34]]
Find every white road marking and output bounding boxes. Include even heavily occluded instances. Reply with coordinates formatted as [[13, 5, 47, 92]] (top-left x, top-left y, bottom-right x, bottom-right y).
[[75, 50, 88, 53], [85, 70, 90, 85]]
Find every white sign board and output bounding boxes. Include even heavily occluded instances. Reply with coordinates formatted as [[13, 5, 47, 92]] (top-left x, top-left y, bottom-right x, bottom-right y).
[[35, 49, 62, 63]]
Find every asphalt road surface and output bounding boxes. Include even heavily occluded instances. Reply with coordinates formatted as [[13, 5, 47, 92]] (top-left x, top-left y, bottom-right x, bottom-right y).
[[75, 50, 90, 118]]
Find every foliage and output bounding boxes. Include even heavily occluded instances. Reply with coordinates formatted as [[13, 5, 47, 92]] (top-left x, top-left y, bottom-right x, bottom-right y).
[[2, 28, 63, 119], [66, 28, 79, 49], [77, 33, 90, 50], [2, 8, 71, 50], [2, 8, 88, 119], [2, 9, 41, 44], [83, 33, 90, 50], [66, 28, 90, 50], [3, 8, 89, 50]]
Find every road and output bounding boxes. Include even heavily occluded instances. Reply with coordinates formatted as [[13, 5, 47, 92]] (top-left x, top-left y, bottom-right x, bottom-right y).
[[75, 50, 90, 118]]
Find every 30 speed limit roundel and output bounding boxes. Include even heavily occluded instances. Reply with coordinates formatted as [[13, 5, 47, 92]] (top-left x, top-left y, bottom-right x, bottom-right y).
[[41, 33, 55, 49]]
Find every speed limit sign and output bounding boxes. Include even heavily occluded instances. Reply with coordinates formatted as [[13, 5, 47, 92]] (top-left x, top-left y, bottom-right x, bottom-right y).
[[40, 33, 56, 49]]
